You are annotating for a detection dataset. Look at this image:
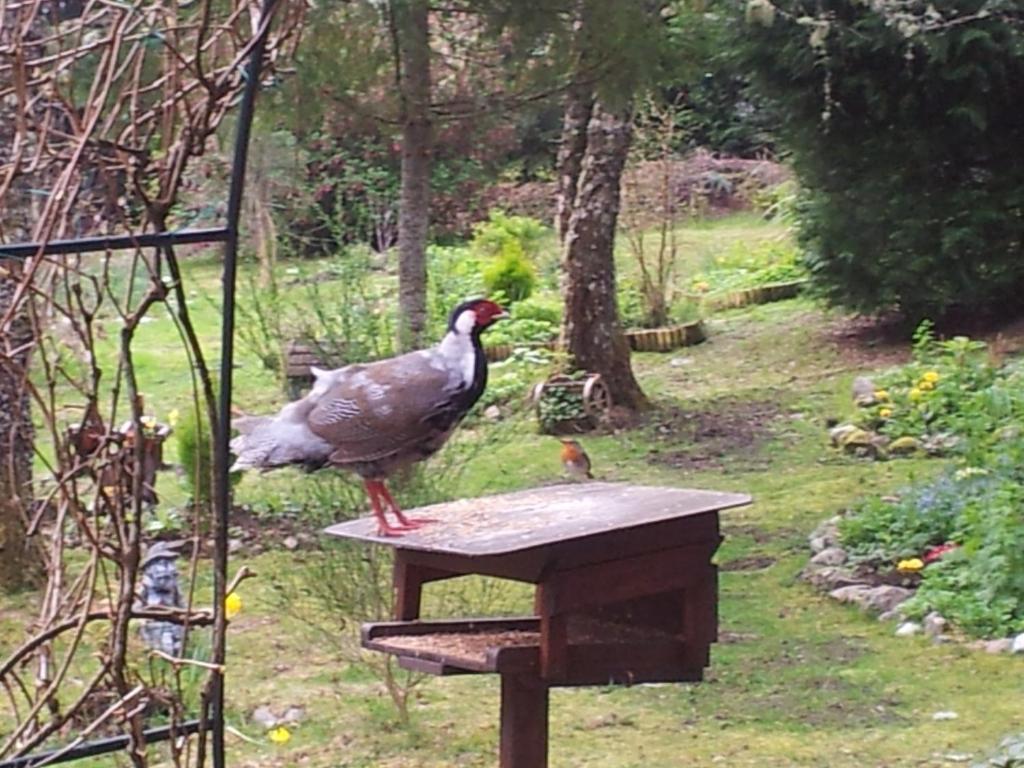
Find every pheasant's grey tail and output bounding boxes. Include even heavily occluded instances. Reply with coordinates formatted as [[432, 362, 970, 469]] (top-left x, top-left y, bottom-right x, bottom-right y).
[[230, 403, 333, 472]]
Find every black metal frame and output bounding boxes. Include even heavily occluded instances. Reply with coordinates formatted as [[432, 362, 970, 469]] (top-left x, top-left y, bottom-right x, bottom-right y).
[[0, 1, 279, 765]]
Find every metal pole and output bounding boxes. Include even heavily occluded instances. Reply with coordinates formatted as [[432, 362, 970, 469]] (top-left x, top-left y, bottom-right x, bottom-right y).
[[0, 228, 231, 259], [0, 721, 208, 768], [212, 1, 279, 766]]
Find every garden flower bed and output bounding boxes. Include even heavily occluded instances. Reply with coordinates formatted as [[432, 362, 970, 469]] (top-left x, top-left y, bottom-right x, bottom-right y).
[[809, 326, 1024, 643]]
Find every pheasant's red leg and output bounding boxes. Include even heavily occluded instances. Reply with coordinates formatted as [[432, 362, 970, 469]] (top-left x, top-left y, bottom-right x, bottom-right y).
[[378, 481, 437, 529], [364, 479, 409, 537]]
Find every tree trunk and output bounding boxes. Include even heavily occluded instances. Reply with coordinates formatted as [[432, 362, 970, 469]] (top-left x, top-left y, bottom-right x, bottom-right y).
[[0, 261, 39, 591], [560, 101, 648, 411], [555, 85, 594, 243], [395, 0, 432, 351]]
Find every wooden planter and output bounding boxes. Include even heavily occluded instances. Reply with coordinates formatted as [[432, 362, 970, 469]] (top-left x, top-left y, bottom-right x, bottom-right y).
[[284, 339, 347, 398], [486, 321, 707, 362], [625, 320, 706, 353], [698, 279, 808, 312], [66, 420, 171, 505], [530, 373, 611, 434]]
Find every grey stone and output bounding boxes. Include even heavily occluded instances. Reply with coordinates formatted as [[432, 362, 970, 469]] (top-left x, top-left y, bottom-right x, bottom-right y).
[[669, 357, 693, 367], [810, 547, 848, 567], [864, 585, 914, 614], [983, 639, 1011, 654], [483, 405, 502, 421], [828, 424, 859, 447], [932, 711, 958, 721], [829, 584, 873, 606], [889, 436, 923, 455], [878, 607, 905, 622], [809, 515, 842, 552], [228, 538, 244, 554], [281, 706, 305, 724], [283, 535, 299, 551], [831, 584, 913, 614], [895, 621, 921, 637], [251, 705, 279, 729], [802, 566, 862, 591], [852, 376, 878, 405], [923, 611, 947, 638], [1012, 633, 1024, 654]]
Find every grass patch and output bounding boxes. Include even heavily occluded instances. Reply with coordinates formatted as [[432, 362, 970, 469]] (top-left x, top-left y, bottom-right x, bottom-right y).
[[7, 213, 1024, 766]]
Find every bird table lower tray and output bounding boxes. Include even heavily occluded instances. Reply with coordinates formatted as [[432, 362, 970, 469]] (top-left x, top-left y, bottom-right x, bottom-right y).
[[363, 616, 704, 685]]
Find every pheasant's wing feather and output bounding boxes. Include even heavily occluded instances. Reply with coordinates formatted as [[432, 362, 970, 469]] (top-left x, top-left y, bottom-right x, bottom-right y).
[[307, 350, 461, 464]]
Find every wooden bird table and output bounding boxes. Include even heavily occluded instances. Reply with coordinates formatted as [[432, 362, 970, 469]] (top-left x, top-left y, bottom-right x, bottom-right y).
[[324, 482, 750, 768]]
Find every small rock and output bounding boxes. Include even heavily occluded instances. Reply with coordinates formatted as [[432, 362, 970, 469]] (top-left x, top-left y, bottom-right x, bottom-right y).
[[889, 436, 923, 455], [829, 584, 873, 607], [985, 638, 1011, 654], [878, 607, 906, 622], [921, 432, 960, 455], [865, 585, 914, 614], [895, 621, 921, 637], [670, 357, 693, 367], [828, 423, 859, 447], [923, 611, 947, 638], [852, 376, 878, 406], [251, 705, 278, 729], [932, 711, 958, 721], [802, 566, 862, 591], [281, 706, 305, 724], [483, 404, 502, 421], [838, 428, 889, 459], [282, 535, 299, 551], [809, 515, 842, 552], [1012, 633, 1024, 654], [810, 547, 848, 567], [228, 538, 244, 554]]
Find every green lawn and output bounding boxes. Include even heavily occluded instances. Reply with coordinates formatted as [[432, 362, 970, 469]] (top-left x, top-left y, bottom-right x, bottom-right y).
[[5, 215, 1023, 767]]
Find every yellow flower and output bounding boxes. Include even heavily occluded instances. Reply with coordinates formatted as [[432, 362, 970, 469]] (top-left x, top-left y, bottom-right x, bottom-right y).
[[897, 558, 924, 573], [879, 408, 893, 419], [874, 389, 890, 401], [922, 371, 940, 383], [909, 387, 923, 401], [225, 592, 242, 618], [919, 380, 935, 391], [167, 409, 180, 428], [268, 726, 291, 744]]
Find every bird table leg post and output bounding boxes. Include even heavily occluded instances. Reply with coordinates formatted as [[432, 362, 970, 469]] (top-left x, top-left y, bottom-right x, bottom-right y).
[[391, 554, 456, 621], [499, 673, 549, 768]]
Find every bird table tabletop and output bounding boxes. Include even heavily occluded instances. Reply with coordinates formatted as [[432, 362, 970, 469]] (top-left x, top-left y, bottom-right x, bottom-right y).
[[324, 482, 750, 558]]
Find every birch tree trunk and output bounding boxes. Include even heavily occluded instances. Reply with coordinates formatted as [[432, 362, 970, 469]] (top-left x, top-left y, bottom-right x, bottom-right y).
[[0, 262, 39, 591], [395, 0, 432, 350], [560, 101, 648, 411]]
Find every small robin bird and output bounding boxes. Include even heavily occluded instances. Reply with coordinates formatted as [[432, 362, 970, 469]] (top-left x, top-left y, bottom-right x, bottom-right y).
[[559, 439, 593, 481]]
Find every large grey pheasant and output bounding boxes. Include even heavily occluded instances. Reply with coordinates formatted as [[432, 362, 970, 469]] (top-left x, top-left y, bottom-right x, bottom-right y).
[[230, 298, 506, 535]]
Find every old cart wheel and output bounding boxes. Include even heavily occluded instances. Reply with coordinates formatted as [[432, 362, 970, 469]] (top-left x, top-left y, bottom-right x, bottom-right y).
[[581, 375, 611, 418]]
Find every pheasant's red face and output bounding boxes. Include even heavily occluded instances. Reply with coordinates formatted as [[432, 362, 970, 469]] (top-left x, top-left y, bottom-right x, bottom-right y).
[[471, 299, 508, 328]]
